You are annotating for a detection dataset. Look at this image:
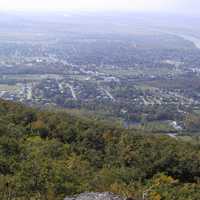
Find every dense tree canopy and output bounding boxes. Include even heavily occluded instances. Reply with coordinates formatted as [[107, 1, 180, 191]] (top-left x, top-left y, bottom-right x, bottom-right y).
[[0, 99, 199, 200]]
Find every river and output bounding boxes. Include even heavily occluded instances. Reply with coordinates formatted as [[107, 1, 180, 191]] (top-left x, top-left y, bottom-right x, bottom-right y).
[[178, 34, 200, 49], [154, 28, 200, 50]]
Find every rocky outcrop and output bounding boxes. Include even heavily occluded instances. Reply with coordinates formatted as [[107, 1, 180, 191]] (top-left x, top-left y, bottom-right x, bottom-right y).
[[64, 192, 125, 200]]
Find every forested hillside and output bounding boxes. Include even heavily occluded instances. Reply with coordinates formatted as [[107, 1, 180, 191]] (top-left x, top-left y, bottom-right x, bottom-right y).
[[0, 99, 200, 200]]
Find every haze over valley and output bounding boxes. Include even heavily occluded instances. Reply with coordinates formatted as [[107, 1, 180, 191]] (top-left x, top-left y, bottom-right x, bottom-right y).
[[1, 1, 200, 199], [0, 12, 200, 133]]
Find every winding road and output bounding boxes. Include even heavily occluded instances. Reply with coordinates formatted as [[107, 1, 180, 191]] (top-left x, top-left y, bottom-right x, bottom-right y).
[[101, 87, 116, 102], [66, 83, 77, 100]]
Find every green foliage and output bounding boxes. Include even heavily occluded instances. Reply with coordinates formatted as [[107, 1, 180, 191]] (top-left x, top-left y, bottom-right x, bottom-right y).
[[0, 99, 199, 199]]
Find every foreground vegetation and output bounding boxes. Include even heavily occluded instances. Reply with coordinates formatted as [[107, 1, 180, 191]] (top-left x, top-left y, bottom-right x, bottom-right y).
[[0, 99, 200, 200]]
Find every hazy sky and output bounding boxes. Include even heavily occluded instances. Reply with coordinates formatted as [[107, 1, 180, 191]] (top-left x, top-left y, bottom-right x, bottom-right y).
[[0, 0, 198, 14]]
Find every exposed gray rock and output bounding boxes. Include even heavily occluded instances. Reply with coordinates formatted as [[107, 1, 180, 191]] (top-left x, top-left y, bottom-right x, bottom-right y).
[[64, 192, 125, 200]]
